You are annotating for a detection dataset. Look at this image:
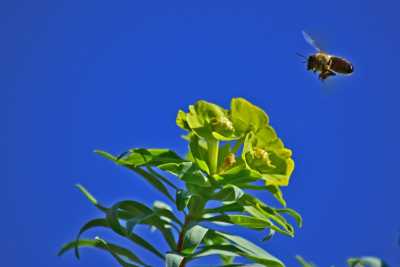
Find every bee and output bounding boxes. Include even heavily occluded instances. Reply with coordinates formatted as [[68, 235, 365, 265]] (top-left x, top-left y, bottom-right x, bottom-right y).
[[299, 31, 354, 80]]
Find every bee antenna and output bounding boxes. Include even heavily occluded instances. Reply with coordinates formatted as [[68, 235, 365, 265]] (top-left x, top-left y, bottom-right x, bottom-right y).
[[296, 52, 306, 59]]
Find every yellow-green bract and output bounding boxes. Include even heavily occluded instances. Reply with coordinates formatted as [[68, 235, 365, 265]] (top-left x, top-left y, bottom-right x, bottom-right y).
[[177, 98, 294, 186]]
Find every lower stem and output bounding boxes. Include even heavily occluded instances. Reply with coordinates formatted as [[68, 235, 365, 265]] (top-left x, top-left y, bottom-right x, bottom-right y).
[[177, 139, 219, 267], [177, 216, 191, 267]]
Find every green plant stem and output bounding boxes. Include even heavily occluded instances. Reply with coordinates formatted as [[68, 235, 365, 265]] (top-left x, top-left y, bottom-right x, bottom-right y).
[[175, 137, 218, 267], [231, 138, 243, 154], [207, 139, 219, 175], [177, 198, 207, 267], [177, 216, 191, 267]]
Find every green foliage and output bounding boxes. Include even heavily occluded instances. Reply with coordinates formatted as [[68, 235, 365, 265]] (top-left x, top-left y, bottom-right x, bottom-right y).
[[295, 255, 317, 267], [295, 255, 388, 267], [347, 257, 389, 267], [59, 97, 387, 266]]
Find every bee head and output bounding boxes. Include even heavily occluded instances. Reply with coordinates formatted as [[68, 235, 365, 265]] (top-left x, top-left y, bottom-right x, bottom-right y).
[[307, 55, 317, 71]]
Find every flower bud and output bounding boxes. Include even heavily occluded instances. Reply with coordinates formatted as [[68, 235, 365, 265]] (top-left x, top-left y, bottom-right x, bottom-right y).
[[220, 153, 236, 172], [210, 116, 234, 133], [253, 147, 273, 167]]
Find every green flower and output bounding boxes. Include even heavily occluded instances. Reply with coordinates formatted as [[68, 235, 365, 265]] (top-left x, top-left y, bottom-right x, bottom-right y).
[[243, 126, 294, 186], [176, 100, 238, 141], [230, 98, 270, 136]]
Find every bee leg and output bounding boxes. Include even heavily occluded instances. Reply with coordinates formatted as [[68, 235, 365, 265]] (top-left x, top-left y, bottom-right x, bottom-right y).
[[319, 70, 336, 80], [319, 73, 329, 80]]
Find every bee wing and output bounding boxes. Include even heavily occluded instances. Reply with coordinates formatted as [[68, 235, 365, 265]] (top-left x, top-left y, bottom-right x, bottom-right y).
[[302, 31, 322, 51]]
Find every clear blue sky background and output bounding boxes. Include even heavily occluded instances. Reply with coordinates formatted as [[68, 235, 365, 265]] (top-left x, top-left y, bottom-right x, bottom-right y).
[[3, 1, 400, 266]]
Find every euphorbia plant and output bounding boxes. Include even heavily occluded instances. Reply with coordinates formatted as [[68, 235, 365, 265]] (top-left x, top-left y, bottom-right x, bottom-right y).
[[57, 98, 302, 266], [59, 97, 390, 267]]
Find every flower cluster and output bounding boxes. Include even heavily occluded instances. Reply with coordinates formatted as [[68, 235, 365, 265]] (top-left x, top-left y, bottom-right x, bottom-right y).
[[177, 98, 294, 186]]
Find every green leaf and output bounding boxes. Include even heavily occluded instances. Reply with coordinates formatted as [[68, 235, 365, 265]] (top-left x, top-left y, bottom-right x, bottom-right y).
[[188, 195, 207, 219], [94, 150, 116, 161], [131, 167, 174, 201], [214, 164, 261, 185], [189, 134, 210, 174], [71, 210, 164, 260], [95, 237, 148, 267], [106, 200, 177, 250], [205, 214, 272, 230], [117, 148, 183, 167], [220, 264, 265, 267], [191, 231, 284, 267], [74, 218, 108, 259], [75, 184, 98, 205], [216, 231, 284, 267], [106, 200, 151, 236], [75, 184, 107, 210], [205, 192, 298, 238], [166, 253, 185, 267], [191, 244, 239, 259], [153, 200, 183, 227], [211, 185, 244, 202], [295, 255, 316, 267], [127, 231, 165, 260], [238, 184, 287, 207], [59, 238, 147, 267], [159, 162, 211, 187], [220, 254, 235, 265], [96, 149, 177, 201], [204, 202, 244, 214], [182, 225, 209, 254], [276, 208, 303, 228], [262, 229, 276, 242], [147, 167, 179, 190], [347, 257, 388, 267], [241, 197, 295, 237], [266, 185, 287, 207], [176, 189, 191, 211]]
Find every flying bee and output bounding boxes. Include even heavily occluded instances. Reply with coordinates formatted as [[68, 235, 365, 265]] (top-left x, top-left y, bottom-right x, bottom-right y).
[[299, 31, 354, 80]]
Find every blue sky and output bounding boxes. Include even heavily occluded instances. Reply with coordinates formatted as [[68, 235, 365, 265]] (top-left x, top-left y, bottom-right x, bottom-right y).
[[3, 1, 400, 266]]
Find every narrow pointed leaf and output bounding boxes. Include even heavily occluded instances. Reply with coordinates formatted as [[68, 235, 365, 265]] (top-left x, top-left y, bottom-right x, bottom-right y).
[[176, 189, 191, 211], [131, 167, 174, 202], [182, 225, 209, 254], [215, 231, 284, 267], [347, 257, 388, 267], [74, 218, 108, 259], [166, 253, 185, 267], [205, 214, 271, 230], [75, 184, 107, 212], [59, 238, 146, 267], [153, 200, 183, 227], [211, 185, 244, 202], [266, 185, 287, 207], [276, 208, 303, 228], [295, 255, 316, 267]]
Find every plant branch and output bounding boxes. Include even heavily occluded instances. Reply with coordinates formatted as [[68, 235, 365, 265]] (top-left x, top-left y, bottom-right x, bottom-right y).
[[177, 215, 191, 267]]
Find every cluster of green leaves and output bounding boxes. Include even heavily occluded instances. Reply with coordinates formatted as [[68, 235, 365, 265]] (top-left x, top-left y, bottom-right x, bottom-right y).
[[59, 98, 301, 266], [296, 255, 388, 267]]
